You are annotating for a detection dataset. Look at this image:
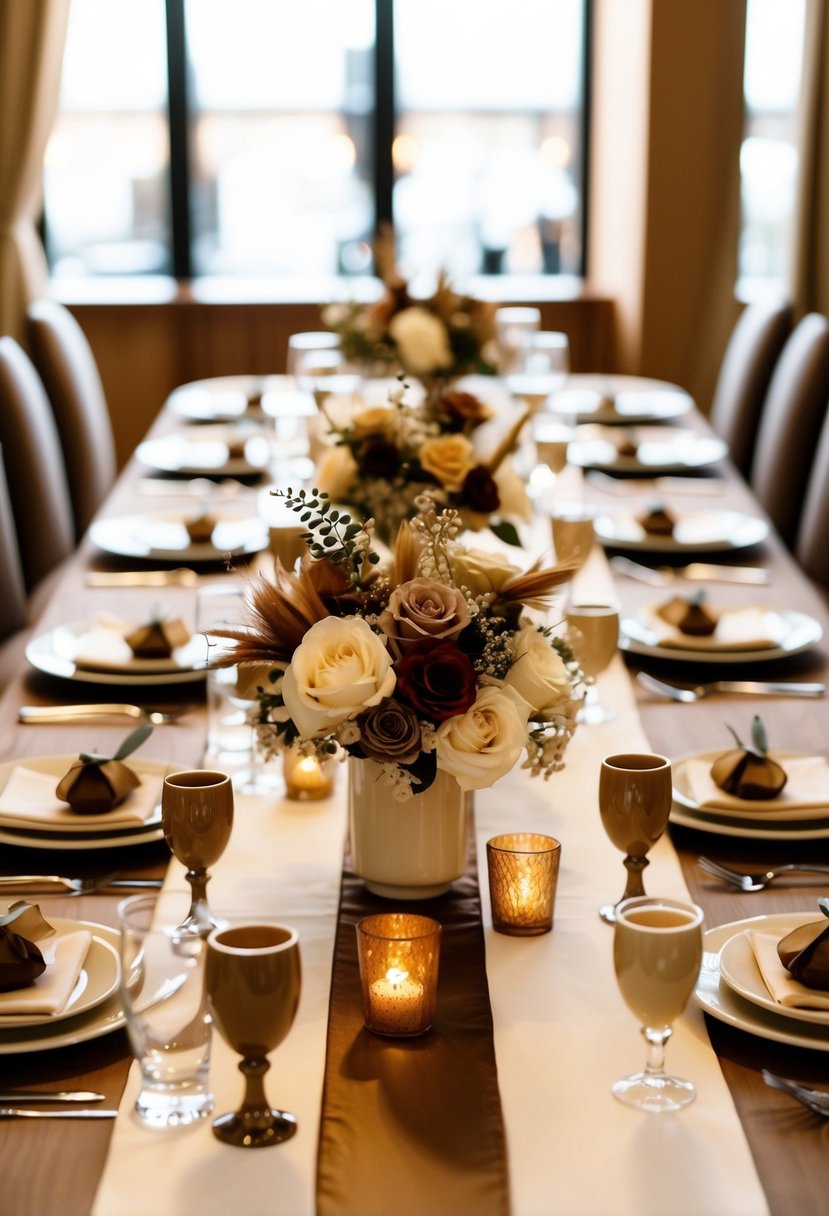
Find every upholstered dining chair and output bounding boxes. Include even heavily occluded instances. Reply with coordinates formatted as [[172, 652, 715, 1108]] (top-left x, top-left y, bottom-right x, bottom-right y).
[[0, 446, 27, 642], [0, 337, 75, 593], [708, 298, 792, 477], [27, 299, 117, 538], [749, 312, 829, 548], [795, 405, 829, 593]]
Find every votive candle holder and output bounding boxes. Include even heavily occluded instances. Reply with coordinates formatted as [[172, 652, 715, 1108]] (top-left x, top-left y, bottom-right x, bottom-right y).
[[486, 833, 562, 936], [282, 746, 335, 801], [355, 913, 442, 1037]]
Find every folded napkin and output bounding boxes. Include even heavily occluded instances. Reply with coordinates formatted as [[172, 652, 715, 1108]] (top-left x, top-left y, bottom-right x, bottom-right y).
[[57, 614, 203, 672], [684, 754, 829, 814], [0, 929, 91, 1016], [642, 604, 788, 650], [748, 931, 829, 1011], [0, 767, 162, 830]]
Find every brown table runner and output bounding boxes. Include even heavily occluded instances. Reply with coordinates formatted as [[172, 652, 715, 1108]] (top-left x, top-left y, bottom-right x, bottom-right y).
[[316, 823, 510, 1216]]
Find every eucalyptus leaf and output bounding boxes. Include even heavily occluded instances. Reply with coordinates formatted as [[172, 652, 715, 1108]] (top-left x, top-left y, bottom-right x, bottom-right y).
[[490, 519, 521, 547]]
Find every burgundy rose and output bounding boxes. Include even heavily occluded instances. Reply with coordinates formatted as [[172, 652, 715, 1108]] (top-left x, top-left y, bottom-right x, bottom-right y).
[[357, 698, 422, 764], [394, 638, 477, 722], [359, 439, 401, 478], [461, 465, 500, 513]]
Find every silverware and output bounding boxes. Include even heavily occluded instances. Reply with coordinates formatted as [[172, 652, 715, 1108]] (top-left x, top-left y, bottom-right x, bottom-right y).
[[588, 471, 725, 496], [697, 857, 829, 892], [0, 874, 163, 896], [636, 672, 825, 702], [85, 568, 201, 588], [0, 1090, 105, 1103], [762, 1071, 829, 1116], [137, 477, 247, 499], [18, 704, 192, 726], [0, 1107, 118, 1120], [610, 555, 772, 585]]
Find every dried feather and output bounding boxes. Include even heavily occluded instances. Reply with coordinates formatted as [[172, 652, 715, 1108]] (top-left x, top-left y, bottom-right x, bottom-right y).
[[492, 557, 578, 611], [209, 561, 333, 667], [486, 406, 532, 475], [393, 519, 421, 584]]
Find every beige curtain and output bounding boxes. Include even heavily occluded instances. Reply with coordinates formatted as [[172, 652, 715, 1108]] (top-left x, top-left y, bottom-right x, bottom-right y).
[[791, 0, 829, 316], [0, 0, 69, 344]]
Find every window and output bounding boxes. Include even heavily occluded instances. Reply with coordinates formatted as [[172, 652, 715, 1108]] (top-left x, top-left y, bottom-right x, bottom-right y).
[[45, 0, 589, 282]]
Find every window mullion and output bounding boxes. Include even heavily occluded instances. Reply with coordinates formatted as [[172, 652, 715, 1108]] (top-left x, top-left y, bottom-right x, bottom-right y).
[[373, 0, 395, 243], [165, 0, 193, 280]]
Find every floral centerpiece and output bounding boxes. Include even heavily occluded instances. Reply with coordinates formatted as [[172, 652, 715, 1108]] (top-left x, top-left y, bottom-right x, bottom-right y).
[[314, 378, 532, 546]]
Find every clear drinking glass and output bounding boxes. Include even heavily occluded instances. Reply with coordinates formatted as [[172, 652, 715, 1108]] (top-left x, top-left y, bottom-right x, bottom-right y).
[[613, 896, 704, 1112], [565, 602, 619, 724], [506, 330, 570, 413], [494, 306, 540, 373], [598, 753, 673, 923]]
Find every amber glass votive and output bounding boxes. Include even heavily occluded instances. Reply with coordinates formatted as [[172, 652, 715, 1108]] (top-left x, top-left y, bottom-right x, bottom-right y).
[[282, 746, 335, 801], [486, 833, 562, 936], [355, 913, 442, 1037]]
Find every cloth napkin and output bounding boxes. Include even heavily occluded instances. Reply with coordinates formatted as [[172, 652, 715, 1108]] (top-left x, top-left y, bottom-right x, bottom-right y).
[[748, 931, 829, 1010], [0, 767, 162, 830], [643, 603, 788, 650], [57, 614, 203, 672], [0, 930, 91, 1016], [684, 754, 829, 814]]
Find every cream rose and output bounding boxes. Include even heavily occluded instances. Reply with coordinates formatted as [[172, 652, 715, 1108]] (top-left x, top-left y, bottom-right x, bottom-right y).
[[282, 616, 396, 739], [502, 626, 573, 718], [450, 548, 522, 597], [419, 434, 474, 492], [379, 577, 470, 647], [388, 307, 454, 375], [435, 686, 527, 791], [314, 444, 358, 500], [493, 457, 533, 521], [351, 406, 398, 439]]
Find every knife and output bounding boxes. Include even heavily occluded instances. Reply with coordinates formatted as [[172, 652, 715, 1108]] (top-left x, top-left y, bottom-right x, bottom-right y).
[[0, 1107, 118, 1119], [666, 562, 772, 585], [0, 1090, 105, 1103], [85, 568, 200, 588]]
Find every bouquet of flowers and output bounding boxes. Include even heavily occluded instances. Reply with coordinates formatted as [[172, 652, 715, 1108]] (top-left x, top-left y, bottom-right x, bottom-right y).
[[314, 379, 533, 546], [213, 491, 582, 802]]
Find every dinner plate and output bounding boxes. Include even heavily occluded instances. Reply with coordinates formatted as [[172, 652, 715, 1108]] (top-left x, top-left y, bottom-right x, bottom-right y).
[[672, 750, 829, 823], [567, 425, 727, 473], [0, 923, 127, 1054], [620, 608, 822, 664], [695, 912, 829, 1052], [89, 510, 268, 562], [167, 374, 292, 422], [136, 425, 273, 476], [670, 801, 829, 840], [27, 619, 208, 686], [549, 374, 694, 424], [718, 929, 829, 1027], [594, 508, 769, 554], [0, 920, 119, 1029]]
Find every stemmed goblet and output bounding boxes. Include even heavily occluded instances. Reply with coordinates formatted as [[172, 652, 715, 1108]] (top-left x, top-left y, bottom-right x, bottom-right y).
[[566, 602, 619, 724], [205, 923, 302, 1147], [161, 770, 234, 938], [598, 753, 672, 923], [613, 895, 704, 1112]]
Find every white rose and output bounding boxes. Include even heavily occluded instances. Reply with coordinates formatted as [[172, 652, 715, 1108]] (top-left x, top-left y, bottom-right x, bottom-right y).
[[388, 307, 454, 376], [435, 686, 527, 791], [450, 547, 522, 597], [493, 457, 532, 521], [282, 616, 396, 739], [315, 444, 358, 500], [503, 626, 573, 718]]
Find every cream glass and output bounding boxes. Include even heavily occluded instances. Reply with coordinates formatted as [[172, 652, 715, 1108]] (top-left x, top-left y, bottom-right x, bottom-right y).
[[551, 505, 594, 567], [566, 603, 619, 724], [598, 753, 672, 923], [613, 896, 704, 1112]]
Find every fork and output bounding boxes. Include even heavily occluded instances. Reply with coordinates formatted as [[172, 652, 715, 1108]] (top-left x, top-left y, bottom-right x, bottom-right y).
[[697, 857, 829, 892], [609, 555, 772, 586], [85, 568, 201, 588], [762, 1071, 829, 1116], [18, 703, 192, 726], [636, 672, 825, 702], [0, 873, 164, 896]]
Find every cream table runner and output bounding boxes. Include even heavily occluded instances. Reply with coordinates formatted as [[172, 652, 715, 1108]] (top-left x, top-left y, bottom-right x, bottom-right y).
[[94, 551, 768, 1216]]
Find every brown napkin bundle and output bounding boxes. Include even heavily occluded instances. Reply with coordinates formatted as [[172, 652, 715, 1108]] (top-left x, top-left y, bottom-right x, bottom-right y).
[[184, 511, 218, 543], [710, 715, 787, 801], [636, 502, 676, 536], [0, 903, 55, 992], [616, 435, 639, 458], [55, 723, 153, 814], [656, 591, 719, 636], [125, 615, 191, 658], [778, 901, 829, 990]]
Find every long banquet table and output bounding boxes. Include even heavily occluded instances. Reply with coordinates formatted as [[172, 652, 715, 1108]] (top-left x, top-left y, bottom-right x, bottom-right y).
[[1, 382, 828, 1216]]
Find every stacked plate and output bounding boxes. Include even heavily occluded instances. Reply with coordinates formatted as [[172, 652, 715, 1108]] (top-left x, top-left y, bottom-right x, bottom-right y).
[[136, 424, 272, 477], [568, 425, 727, 474], [89, 510, 269, 564], [26, 619, 208, 686], [620, 607, 822, 665], [594, 508, 769, 554]]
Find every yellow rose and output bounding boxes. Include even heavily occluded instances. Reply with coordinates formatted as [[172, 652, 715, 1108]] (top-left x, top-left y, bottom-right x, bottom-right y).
[[419, 434, 474, 492], [449, 548, 523, 597], [314, 444, 358, 500], [351, 406, 398, 439]]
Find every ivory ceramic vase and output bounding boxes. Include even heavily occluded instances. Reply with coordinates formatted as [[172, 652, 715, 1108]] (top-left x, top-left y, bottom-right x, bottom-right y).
[[348, 758, 469, 900]]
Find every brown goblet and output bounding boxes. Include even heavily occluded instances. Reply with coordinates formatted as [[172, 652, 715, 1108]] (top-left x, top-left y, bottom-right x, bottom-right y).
[[162, 770, 234, 938], [598, 753, 672, 923], [205, 924, 302, 1148]]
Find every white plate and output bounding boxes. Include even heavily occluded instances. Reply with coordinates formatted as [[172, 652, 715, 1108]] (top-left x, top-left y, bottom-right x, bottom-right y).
[[0, 755, 167, 846], [549, 374, 694, 424], [672, 751, 829, 823], [136, 425, 273, 476], [0, 919, 119, 1029], [718, 929, 829, 1027], [27, 620, 208, 686], [695, 912, 829, 1052], [670, 802, 829, 840], [620, 609, 822, 664], [89, 510, 268, 562], [594, 509, 769, 554], [167, 374, 290, 422], [0, 922, 126, 1053], [568, 425, 727, 473]]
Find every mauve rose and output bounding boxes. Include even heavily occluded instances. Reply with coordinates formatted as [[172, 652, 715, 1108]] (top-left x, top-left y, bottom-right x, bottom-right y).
[[395, 638, 477, 722], [461, 465, 500, 513], [357, 698, 422, 764], [379, 577, 470, 647], [359, 439, 400, 478]]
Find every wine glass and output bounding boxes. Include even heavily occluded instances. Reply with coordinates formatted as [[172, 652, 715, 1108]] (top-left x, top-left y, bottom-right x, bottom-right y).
[[565, 602, 619, 724], [205, 923, 302, 1147], [161, 770, 234, 938], [551, 505, 595, 568], [612, 895, 704, 1112], [505, 331, 570, 414], [494, 306, 540, 373], [598, 753, 672, 923]]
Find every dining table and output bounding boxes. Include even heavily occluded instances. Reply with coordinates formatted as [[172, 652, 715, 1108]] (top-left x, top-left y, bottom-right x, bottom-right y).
[[1, 372, 828, 1216]]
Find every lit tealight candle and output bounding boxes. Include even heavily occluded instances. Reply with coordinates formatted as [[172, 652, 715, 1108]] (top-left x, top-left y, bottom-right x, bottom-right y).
[[368, 967, 425, 1036], [486, 833, 562, 937], [356, 913, 442, 1037], [282, 746, 335, 801]]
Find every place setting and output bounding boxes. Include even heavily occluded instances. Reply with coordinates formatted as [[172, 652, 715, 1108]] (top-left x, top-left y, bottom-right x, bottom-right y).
[[136, 424, 274, 479], [567, 424, 728, 475], [546, 374, 694, 425], [88, 508, 269, 565], [593, 503, 770, 555], [166, 374, 296, 422]]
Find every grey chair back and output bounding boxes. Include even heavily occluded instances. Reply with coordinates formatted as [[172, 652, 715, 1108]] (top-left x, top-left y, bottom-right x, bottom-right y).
[[749, 313, 829, 547], [0, 337, 75, 591], [28, 300, 117, 538], [708, 299, 792, 477], [795, 406, 829, 591], [0, 445, 27, 640]]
